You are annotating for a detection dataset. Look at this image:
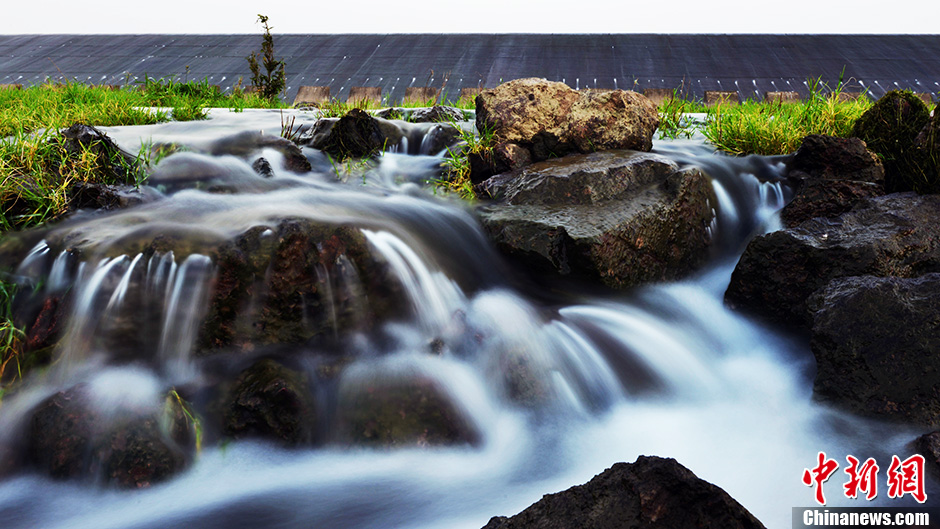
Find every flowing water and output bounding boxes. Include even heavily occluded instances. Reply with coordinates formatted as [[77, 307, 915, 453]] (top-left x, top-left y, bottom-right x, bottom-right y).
[[0, 110, 931, 529]]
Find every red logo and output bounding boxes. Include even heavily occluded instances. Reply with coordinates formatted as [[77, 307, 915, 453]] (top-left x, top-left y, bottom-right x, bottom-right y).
[[802, 452, 927, 505]]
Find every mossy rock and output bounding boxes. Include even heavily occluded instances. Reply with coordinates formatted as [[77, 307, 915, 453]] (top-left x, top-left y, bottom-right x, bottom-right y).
[[26, 385, 195, 488], [221, 358, 317, 446], [851, 90, 931, 193], [318, 108, 385, 160], [335, 370, 481, 448], [912, 102, 940, 194]]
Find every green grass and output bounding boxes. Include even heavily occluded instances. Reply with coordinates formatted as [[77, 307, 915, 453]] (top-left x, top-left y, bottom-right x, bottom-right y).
[[0, 279, 26, 403], [0, 79, 286, 232], [657, 91, 710, 139], [437, 122, 495, 200], [0, 81, 165, 138], [701, 80, 872, 155]]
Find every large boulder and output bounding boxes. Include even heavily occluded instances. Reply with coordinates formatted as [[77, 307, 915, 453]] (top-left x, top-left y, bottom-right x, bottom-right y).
[[781, 135, 884, 227], [473, 78, 659, 179], [482, 456, 766, 529], [477, 151, 715, 289], [199, 220, 407, 352], [851, 90, 931, 193], [1, 217, 408, 361], [810, 274, 940, 426], [725, 193, 940, 327]]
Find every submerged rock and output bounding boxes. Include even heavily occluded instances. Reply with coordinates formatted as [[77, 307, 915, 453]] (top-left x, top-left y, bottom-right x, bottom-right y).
[[335, 368, 481, 448], [200, 220, 406, 352], [477, 151, 715, 289], [482, 456, 766, 529], [221, 358, 317, 446], [810, 274, 940, 427], [726, 193, 940, 327], [26, 384, 195, 488], [207, 131, 312, 174]]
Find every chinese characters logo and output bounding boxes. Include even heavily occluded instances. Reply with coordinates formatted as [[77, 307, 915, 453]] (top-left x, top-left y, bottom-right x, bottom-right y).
[[802, 452, 926, 505]]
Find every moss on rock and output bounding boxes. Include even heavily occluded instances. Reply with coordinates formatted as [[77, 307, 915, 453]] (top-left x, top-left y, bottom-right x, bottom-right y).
[[851, 90, 931, 193]]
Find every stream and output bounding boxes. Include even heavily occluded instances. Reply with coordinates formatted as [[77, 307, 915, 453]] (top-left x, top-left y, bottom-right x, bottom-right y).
[[0, 109, 931, 529]]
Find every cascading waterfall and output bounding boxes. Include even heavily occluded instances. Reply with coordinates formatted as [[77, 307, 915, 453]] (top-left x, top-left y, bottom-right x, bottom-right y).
[[0, 113, 927, 529]]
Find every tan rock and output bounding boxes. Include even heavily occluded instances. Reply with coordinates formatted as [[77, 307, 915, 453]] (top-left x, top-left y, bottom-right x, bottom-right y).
[[475, 78, 659, 163]]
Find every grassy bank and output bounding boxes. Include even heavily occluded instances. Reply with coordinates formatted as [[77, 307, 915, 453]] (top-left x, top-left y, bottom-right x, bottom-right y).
[[654, 81, 874, 155]]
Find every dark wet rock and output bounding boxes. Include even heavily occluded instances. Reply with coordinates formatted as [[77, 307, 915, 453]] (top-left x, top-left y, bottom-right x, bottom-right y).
[[787, 135, 884, 184], [58, 124, 141, 185], [27, 385, 193, 488], [852, 90, 931, 193], [479, 150, 683, 205], [726, 193, 940, 327], [0, 442, 16, 479], [307, 108, 387, 160], [408, 106, 465, 123], [781, 179, 884, 228], [374, 107, 405, 120], [24, 296, 66, 354], [809, 274, 940, 427], [401, 121, 463, 155], [207, 131, 312, 174], [913, 431, 940, 475], [199, 220, 406, 352], [68, 181, 148, 212], [335, 371, 481, 448], [469, 143, 534, 185], [299, 112, 461, 158], [476, 78, 659, 163], [251, 157, 274, 178], [28, 387, 97, 479], [221, 358, 317, 446], [781, 135, 885, 228], [477, 151, 715, 289], [481, 456, 766, 529]]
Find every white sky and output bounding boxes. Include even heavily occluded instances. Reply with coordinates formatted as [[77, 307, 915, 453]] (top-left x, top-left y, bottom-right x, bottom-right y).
[[2, 0, 937, 34]]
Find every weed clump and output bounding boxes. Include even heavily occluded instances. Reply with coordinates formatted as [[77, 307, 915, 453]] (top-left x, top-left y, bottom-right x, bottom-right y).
[[851, 90, 931, 193], [247, 15, 286, 102]]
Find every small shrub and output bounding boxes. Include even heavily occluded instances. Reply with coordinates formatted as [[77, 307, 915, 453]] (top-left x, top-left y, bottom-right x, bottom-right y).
[[852, 90, 931, 193], [246, 15, 287, 102]]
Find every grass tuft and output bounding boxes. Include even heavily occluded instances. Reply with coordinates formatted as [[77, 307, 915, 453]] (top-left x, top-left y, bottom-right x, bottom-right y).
[[701, 78, 871, 155]]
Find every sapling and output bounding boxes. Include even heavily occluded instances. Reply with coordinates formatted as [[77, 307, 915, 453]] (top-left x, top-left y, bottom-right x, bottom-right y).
[[247, 15, 286, 102]]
